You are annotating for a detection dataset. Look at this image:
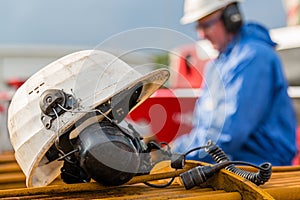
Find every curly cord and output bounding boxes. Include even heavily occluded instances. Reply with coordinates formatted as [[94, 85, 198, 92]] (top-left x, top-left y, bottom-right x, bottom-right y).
[[205, 144, 272, 186]]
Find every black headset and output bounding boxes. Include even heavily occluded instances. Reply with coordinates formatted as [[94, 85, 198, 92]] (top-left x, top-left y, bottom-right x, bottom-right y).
[[221, 3, 243, 33]]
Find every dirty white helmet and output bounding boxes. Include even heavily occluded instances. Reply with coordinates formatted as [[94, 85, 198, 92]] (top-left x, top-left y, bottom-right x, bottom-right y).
[[180, 0, 241, 24], [7, 50, 170, 187]]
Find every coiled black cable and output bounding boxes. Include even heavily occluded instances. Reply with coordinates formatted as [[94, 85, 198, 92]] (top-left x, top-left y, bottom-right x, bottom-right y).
[[205, 144, 272, 186]]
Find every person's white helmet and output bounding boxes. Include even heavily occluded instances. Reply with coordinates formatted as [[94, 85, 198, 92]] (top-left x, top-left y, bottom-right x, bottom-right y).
[[7, 50, 170, 187], [180, 0, 241, 24]]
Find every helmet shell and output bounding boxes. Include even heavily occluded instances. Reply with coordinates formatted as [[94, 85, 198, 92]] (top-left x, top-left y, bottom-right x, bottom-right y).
[[7, 50, 169, 187], [180, 0, 241, 24]]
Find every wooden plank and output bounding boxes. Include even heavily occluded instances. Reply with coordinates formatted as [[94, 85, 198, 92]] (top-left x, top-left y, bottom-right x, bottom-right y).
[[0, 162, 21, 173], [0, 172, 25, 183], [0, 155, 300, 199], [0, 152, 15, 163]]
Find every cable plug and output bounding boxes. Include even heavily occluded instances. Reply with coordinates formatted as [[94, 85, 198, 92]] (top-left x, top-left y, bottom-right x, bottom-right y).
[[180, 162, 229, 190], [171, 153, 185, 169]]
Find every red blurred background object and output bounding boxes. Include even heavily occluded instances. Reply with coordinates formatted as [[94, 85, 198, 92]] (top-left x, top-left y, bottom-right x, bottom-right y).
[[128, 88, 200, 143], [6, 77, 26, 90]]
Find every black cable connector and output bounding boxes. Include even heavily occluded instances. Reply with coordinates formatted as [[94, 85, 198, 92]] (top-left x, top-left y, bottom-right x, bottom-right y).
[[180, 165, 216, 190], [180, 161, 233, 189], [171, 153, 185, 169]]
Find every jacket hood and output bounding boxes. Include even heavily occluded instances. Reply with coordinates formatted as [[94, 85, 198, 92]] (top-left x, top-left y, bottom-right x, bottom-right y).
[[241, 22, 277, 48]]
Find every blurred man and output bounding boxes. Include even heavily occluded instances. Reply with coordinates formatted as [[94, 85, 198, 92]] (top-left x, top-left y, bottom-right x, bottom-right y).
[[172, 0, 297, 165]]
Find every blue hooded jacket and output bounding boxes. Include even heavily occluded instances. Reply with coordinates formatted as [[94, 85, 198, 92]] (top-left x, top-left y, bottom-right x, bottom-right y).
[[172, 22, 297, 166]]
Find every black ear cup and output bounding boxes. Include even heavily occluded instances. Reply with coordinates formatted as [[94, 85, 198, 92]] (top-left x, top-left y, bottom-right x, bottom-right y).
[[221, 3, 243, 33], [76, 122, 141, 186]]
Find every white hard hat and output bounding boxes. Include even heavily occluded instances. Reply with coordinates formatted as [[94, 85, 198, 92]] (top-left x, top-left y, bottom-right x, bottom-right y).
[[180, 0, 241, 24], [7, 50, 170, 187]]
